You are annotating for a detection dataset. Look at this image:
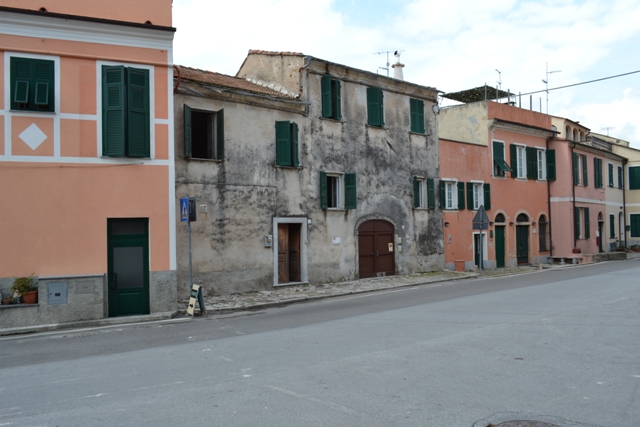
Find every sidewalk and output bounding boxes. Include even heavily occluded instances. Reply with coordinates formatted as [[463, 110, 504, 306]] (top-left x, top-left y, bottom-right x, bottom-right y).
[[178, 265, 545, 315]]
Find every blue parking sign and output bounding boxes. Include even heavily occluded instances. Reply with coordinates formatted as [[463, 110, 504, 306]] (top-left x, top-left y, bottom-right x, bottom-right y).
[[180, 197, 189, 222]]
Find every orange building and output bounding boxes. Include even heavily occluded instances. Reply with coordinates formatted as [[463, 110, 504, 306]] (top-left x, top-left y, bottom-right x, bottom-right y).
[[439, 101, 555, 270], [0, 1, 176, 328]]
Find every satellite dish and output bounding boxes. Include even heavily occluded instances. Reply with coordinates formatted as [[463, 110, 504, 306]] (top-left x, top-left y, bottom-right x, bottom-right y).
[[432, 105, 441, 114]]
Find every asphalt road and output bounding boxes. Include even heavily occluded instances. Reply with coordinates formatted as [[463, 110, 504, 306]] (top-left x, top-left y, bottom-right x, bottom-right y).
[[1, 260, 639, 426]]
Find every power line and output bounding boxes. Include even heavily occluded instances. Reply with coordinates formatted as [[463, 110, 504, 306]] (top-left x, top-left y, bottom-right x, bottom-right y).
[[519, 69, 640, 97]]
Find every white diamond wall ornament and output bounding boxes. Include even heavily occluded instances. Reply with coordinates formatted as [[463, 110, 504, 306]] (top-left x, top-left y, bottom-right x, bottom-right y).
[[19, 123, 47, 151]]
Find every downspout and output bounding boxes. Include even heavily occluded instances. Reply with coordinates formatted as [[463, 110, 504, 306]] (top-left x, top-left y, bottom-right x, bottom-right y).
[[571, 140, 577, 248], [622, 157, 628, 247], [546, 135, 554, 257]]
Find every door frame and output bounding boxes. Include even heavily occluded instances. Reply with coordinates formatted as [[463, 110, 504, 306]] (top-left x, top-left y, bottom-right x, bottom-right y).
[[273, 217, 308, 287]]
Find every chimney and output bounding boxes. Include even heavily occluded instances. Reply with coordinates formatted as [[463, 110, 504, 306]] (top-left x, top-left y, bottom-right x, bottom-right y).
[[392, 51, 404, 80]]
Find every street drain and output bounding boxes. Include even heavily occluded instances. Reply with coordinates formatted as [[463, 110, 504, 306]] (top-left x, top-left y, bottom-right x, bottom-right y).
[[64, 331, 101, 338], [490, 422, 561, 427]]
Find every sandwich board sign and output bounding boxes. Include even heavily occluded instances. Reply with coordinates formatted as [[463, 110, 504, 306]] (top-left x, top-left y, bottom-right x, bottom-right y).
[[186, 284, 200, 317]]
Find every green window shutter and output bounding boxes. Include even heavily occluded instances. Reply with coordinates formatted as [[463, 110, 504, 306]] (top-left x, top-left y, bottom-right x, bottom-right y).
[[183, 104, 192, 157], [510, 144, 517, 178], [630, 167, 640, 190], [466, 182, 473, 210], [574, 207, 580, 240], [333, 79, 342, 120], [483, 183, 491, 210], [290, 122, 299, 167], [609, 215, 615, 238], [11, 58, 32, 107], [410, 98, 424, 134], [608, 163, 614, 187], [427, 178, 435, 209], [457, 182, 465, 210], [584, 207, 590, 239], [344, 173, 357, 209], [630, 214, 640, 237], [275, 121, 291, 166], [594, 158, 602, 188], [493, 141, 504, 160], [321, 74, 332, 118], [216, 109, 224, 160], [126, 67, 150, 157], [439, 181, 445, 209], [320, 171, 328, 210], [546, 150, 556, 181], [618, 166, 623, 189], [102, 65, 126, 157], [526, 147, 537, 180], [413, 176, 420, 208], [34, 60, 53, 110], [367, 87, 383, 126], [582, 154, 588, 186], [573, 153, 580, 185]]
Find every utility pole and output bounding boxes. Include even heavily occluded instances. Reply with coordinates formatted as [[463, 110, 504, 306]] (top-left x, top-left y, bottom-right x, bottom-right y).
[[542, 62, 561, 114]]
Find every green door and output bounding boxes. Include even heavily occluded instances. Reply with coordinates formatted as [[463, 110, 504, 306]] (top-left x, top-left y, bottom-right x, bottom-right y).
[[495, 226, 505, 268], [108, 219, 150, 317], [516, 225, 529, 265]]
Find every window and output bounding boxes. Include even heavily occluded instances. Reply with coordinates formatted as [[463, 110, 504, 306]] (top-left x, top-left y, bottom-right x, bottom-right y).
[[574, 207, 590, 240], [466, 182, 491, 210], [618, 166, 631, 189], [609, 214, 616, 239], [102, 65, 150, 157], [539, 215, 548, 251], [594, 158, 603, 188], [320, 172, 356, 210], [410, 98, 425, 134], [10, 57, 55, 112], [183, 105, 224, 160], [629, 166, 640, 190], [537, 149, 546, 181], [321, 74, 341, 120], [275, 121, 299, 167], [608, 163, 614, 187], [492, 141, 511, 177], [413, 177, 435, 209], [510, 144, 526, 178], [573, 153, 588, 186], [439, 180, 464, 210], [367, 87, 384, 127], [631, 214, 640, 238]]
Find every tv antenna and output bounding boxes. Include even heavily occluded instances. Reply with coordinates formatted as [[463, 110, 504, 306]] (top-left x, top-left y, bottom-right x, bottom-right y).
[[542, 62, 562, 114], [602, 127, 614, 136], [375, 50, 404, 77], [495, 69, 502, 102]]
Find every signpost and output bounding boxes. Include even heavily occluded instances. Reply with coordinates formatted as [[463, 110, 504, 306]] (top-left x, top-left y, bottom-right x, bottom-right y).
[[181, 197, 205, 316], [472, 206, 490, 272]]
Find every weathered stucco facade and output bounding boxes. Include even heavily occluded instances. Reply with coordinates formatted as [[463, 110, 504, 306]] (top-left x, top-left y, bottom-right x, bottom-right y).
[[175, 51, 443, 298]]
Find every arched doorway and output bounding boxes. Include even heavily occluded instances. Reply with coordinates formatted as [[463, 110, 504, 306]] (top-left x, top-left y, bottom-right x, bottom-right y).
[[358, 220, 395, 278], [516, 213, 530, 265], [494, 213, 506, 268]]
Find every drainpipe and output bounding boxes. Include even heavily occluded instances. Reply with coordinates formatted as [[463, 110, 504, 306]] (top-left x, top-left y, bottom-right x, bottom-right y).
[[546, 135, 554, 257], [571, 140, 577, 248], [622, 158, 628, 247]]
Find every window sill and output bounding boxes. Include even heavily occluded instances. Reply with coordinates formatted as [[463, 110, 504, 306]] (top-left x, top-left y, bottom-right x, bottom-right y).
[[186, 157, 222, 163], [409, 131, 426, 136], [492, 175, 507, 180], [0, 303, 39, 309], [366, 124, 386, 130], [319, 117, 344, 124], [274, 164, 302, 170], [323, 208, 349, 212], [9, 109, 56, 114]]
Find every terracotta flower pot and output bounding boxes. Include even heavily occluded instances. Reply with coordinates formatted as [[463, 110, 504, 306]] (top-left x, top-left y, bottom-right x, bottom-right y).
[[22, 290, 38, 304], [1, 297, 10, 305]]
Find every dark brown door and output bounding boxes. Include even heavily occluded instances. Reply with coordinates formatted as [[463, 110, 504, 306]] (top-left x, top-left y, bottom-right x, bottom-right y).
[[278, 223, 301, 284], [358, 220, 395, 278]]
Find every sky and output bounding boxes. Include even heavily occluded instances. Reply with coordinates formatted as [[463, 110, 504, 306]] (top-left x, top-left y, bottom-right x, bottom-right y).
[[172, 0, 640, 149]]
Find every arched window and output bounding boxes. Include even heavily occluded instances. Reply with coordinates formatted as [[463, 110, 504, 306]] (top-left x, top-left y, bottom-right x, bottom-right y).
[[495, 213, 506, 223], [573, 129, 578, 142], [566, 126, 571, 139], [539, 215, 548, 251], [516, 213, 529, 223]]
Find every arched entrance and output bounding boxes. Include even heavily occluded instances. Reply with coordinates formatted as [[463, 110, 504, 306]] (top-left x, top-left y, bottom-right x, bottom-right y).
[[516, 213, 530, 265], [358, 220, 395, 278]]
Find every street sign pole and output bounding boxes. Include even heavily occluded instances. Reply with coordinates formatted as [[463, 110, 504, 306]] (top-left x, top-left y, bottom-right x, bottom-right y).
[[188, 219, 193, 292], [479, 231, 483, 273]]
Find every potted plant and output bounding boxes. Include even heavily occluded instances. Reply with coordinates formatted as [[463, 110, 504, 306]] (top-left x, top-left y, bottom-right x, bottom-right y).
[[572, 247, 581, 254], [11, 274, 38, 304]]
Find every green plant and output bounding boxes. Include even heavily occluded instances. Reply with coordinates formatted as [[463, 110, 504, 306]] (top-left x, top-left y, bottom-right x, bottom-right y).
[[11, 273, 37, 296]]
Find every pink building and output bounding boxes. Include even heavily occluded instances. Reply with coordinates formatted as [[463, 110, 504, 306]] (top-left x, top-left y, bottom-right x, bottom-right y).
[[439, 101, 555, 270], [0, 1, 176, 328]]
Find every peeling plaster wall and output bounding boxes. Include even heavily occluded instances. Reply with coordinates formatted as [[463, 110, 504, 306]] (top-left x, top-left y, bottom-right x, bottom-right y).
[[439, 102, 489, 146], [176, 56, 444, 298]]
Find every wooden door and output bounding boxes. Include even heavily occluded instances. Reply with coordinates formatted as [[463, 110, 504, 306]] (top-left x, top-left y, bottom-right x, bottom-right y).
[[278, 223, 301, 284], [358, 220, 395, 278], [516, 225, 529, 265], [495, 226, 505, 268]]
